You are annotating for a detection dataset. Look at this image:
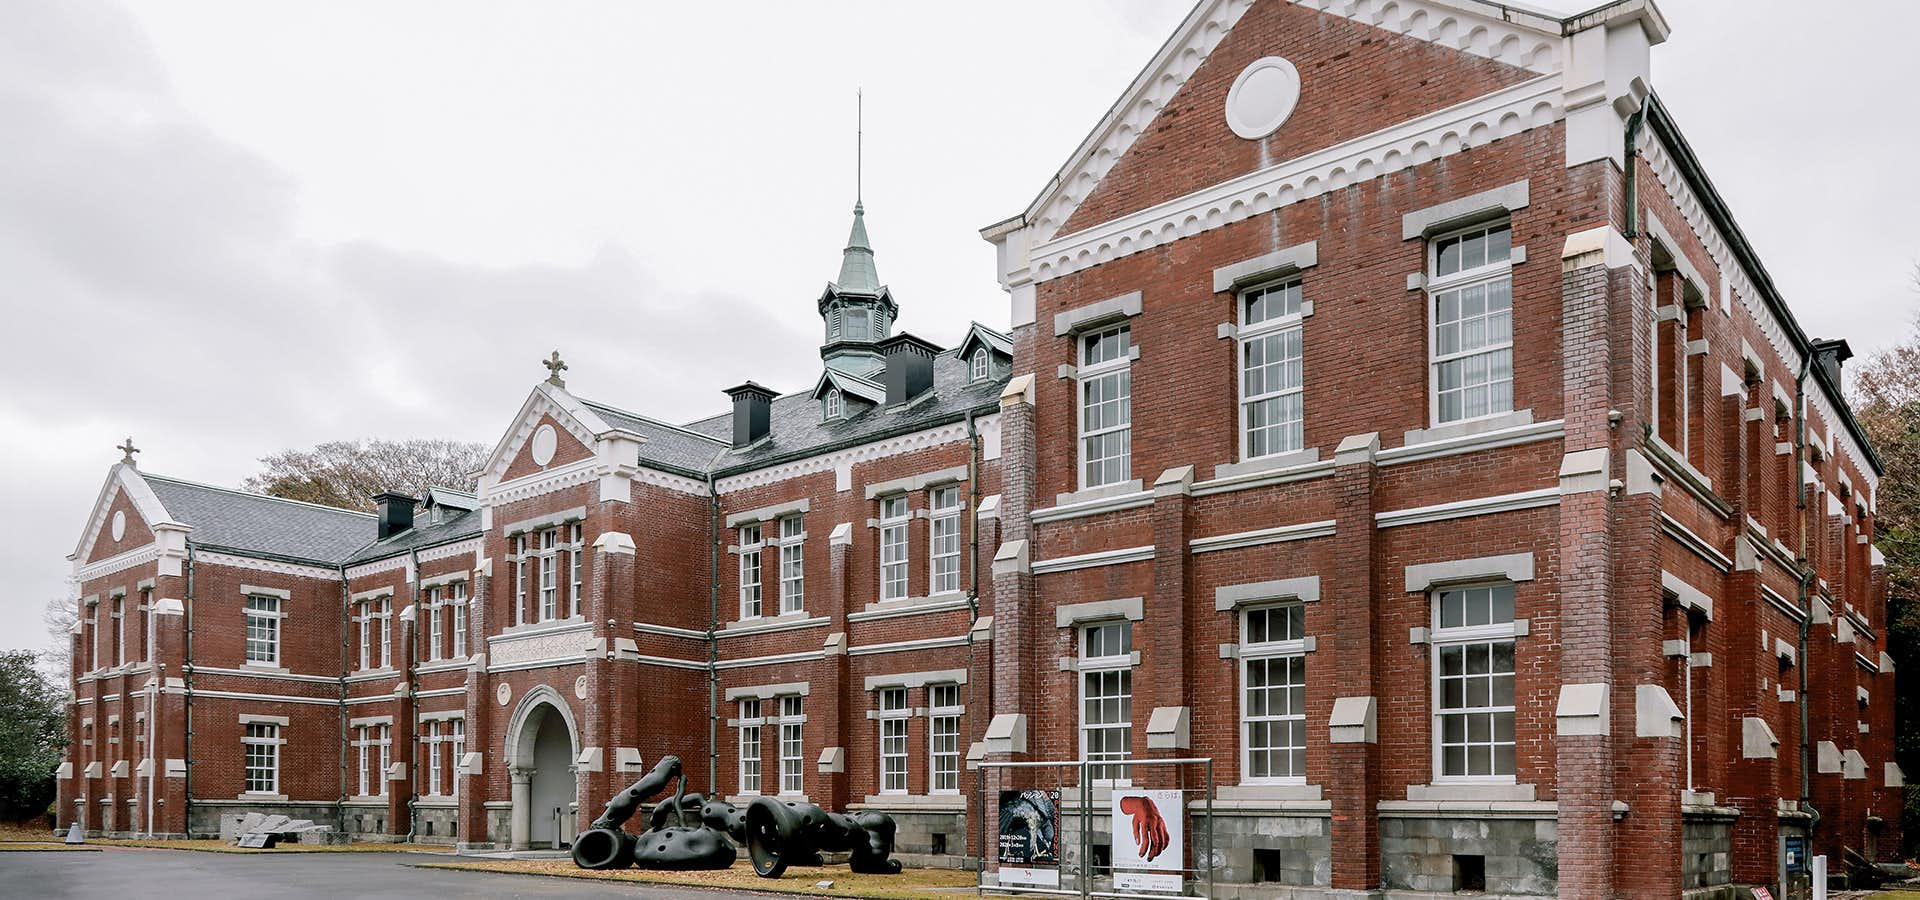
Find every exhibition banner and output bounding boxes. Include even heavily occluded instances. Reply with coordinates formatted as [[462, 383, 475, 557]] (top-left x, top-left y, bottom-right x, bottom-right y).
[[1111, 789, 1184, 893], [998, 788, 1062, 888]]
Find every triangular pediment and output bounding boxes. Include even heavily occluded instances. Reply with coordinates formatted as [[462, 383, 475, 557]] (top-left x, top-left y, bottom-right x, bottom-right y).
[[480, 382, 617, 485], [73, 463, 176, 565], [1012, 0, 1571, 245]]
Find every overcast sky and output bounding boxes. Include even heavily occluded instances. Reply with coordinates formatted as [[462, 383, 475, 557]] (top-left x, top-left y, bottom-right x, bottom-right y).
[[4, 1, 1917, 655]]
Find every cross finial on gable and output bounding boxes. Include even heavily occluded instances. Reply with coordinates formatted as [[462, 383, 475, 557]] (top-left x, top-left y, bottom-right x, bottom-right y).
[[542, 350, 568, 388], [117, 437, 139, 467]]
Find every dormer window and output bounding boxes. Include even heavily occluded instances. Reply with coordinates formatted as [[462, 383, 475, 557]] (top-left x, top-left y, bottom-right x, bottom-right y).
[[971, 347, 989, 381], [824, 389, 843, 420]]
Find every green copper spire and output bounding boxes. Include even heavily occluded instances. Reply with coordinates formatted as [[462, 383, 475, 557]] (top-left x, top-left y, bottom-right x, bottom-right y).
[[834, 202, 881, 296]]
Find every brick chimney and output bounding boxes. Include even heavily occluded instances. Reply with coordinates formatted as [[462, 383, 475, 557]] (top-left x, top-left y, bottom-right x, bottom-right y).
[[372, 492, 416, 540], [878, 333, 941, 408], [723, 382, 778, 449]]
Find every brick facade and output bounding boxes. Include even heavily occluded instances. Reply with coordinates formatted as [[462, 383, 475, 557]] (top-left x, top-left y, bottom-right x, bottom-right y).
[[57, 1, 1898, 896]]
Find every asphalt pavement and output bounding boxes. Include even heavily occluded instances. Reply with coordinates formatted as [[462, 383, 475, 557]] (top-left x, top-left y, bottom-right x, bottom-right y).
[[0, 848, 777, 899]]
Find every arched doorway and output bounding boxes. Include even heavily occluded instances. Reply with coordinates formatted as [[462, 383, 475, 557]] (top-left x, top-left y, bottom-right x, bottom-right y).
[[505, 686, 579, 850]]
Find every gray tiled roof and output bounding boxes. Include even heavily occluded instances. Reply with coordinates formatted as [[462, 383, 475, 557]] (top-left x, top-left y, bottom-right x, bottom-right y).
[[343, 506, 483, 565], [577, 400, 728, 477], [688, 346, 1008, 476], [143, 474, 377, 565]]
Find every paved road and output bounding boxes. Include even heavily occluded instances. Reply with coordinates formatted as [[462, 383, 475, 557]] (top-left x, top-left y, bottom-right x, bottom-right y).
[[2, 848, 776, 899]]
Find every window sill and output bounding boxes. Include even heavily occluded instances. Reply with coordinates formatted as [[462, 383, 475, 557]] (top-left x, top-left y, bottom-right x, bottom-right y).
[[852, 794, 967, 812], [720, 613, 828, 637], [1406, 781, 1532, 802], [493, 616, 588, 640], [1211, 448, 1321, 482], [1053, 479, 1144, 509], [851, 594, 971, 622], [1218, 783, 1322, 802], [236, 793, 289, 802], [1403, 408, 1533, 448], [240, 663, 289, 675]]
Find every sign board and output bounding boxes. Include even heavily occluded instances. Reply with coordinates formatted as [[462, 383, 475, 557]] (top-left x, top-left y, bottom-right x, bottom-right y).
[[1784, 835, 1806, 873], [235, 833, 273, 849], [1750, 888, 1774, 900], [1110, 789, 1184, 893], [997, 789, 1061, 888]]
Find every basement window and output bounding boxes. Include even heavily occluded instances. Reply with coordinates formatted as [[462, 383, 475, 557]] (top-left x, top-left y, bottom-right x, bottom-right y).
[[1453, 854, 1485, 892]]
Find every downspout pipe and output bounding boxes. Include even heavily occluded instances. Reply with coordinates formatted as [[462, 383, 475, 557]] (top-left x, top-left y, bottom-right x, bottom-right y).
[[1794, 355, 1819, 836], [706, 473, 720, 792], [337, 566, 349, 836], [406, 548, 421, 844], [183, 543, 196, 837]]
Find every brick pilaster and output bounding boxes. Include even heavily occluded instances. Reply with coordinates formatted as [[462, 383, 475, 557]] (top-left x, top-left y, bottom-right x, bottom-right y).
[[457, 562, 491, 846], [1326, 432, 1379, 893]]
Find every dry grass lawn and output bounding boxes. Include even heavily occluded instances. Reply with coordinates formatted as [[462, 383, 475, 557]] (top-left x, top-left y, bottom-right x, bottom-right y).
[[423, 858, 979, 899], [94, 838, 453, 853]]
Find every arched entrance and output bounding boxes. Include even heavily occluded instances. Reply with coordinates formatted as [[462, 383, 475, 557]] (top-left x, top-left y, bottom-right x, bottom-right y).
[[505, 686, 579, 850]]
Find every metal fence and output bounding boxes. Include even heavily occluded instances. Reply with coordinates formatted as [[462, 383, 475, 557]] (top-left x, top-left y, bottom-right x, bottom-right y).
[[975, 757, 1215, 899]]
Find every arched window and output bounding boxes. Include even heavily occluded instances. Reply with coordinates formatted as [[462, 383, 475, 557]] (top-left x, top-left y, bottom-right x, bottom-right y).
[[970, 347, 989, 381], [825, 389, 842, 419]]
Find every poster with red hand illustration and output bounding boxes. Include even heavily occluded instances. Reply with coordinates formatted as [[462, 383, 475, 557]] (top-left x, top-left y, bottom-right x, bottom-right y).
[[1110, 789, 1183, 893]]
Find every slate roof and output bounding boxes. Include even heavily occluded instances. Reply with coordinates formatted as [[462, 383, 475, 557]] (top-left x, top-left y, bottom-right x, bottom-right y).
[[143, 474, 377, 565], [576, 400, 729, 477], [684, 344, 1007, 476], [343, 504, 483, 565]]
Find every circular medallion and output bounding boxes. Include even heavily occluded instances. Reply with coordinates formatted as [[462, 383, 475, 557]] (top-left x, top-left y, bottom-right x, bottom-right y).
[[1225, 56, 1301, 140], [110, 511, 126, 542], [496, 682, 512, 706], [574, 675, 589, 700], [530, 424, 558, 466]]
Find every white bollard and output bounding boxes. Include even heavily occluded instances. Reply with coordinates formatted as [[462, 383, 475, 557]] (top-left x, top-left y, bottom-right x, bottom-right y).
[[64, 822, 84, 844], [1812, 854, 1827, 900]]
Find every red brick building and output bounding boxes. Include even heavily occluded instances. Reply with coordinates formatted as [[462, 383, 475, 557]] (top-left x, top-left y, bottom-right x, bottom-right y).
[[58, 1, 1900, 896]]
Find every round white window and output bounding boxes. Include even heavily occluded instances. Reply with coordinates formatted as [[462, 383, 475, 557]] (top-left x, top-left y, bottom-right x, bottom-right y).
[[110, 510, 126, 542], [530, 423, 558, 466], [1225, 56, 1302, 140]]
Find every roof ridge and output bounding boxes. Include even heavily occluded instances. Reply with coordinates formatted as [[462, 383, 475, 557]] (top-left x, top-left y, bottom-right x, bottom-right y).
[[141, 472, 376, 519], [578, 397, 729, 444]]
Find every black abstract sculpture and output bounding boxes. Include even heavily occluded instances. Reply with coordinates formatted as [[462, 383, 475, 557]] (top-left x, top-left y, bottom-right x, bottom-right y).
[[570, 753, 901, 878]]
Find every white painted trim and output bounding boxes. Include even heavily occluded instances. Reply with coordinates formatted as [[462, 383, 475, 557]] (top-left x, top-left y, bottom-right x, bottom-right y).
[[847, 634, 974, 656], [1376, 488, 1558, 529], [1031, 545, 1155, 575], [1190, 520, 1335, 554], [197, 551, 338, 581], [1031, 487, 1154, 524], [714, 416, 996, 494], [1026, 76, 1563, 285]]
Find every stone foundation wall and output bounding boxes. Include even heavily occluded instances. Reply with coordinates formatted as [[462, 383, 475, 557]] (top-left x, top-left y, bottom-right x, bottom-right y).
[[1379, 814, 1557, 896], [853, 804, 968, 869], [1194, 810, 1332, 897], [191, 800, 342, 839], [1682, 808, 1737, 898]]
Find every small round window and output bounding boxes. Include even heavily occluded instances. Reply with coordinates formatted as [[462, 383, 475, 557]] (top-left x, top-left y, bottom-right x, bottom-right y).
[[1225, 56, 1301, 140]]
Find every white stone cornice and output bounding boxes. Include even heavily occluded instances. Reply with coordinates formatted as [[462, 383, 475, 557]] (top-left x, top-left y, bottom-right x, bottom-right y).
[[714, 416, 994, 494], [1027, 76, 1563, 285], [418, 538, 483, 564], [75, 545, 159, 584], [344, 554, 408, 580], [196, 551, 339, 581]]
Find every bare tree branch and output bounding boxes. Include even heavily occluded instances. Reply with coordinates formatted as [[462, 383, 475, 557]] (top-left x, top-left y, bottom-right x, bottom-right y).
[[240, 438, 488, 511]]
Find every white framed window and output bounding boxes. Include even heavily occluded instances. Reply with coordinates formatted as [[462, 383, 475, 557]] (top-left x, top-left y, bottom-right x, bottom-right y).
[[1238, 279, 1306, 460], [737, 694, 760, 794], [970, 347, 989, 381], [451, 719, 465, 799], [111, 596, 124, 666], [879, 496, 909, 602], [512, 534, 528, 625], [570, 523, 585, 617], [377, 723, 391, 796], [929, 683, 962, 794], [538, 528, 559, 621], [878, 687, 910, 795], [426, 586, 443, 661], [778, 516, 805, 614], [739, 523, 763, 619], [1240, 604, 1307, 783], [355, 727, 373, 796], [377, 596, 391, 669], [451, 581, 468, 658], [1080, 621, 1134, 784], [244, 595, 281, 665], [739, 698, 763, 795], [777, 695, 805, 795], [1432, 584, 1518, 780], [1428, 222, 1514, 425], [1078, 325, 1133, 489], [929, 486, 962, 595], [423, 720, 443, 796], [243, 723, 280, 794], [825, 388, 842, 420]]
